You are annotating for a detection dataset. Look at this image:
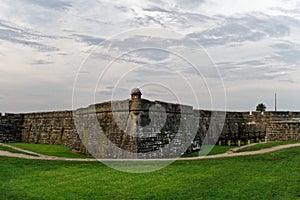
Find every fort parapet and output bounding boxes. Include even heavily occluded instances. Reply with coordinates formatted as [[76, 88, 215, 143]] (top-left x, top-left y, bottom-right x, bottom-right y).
[[1, 89, 300, 158]]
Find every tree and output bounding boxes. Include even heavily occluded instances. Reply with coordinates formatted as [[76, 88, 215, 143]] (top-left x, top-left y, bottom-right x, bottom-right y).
[[256, 103, 267, 112]]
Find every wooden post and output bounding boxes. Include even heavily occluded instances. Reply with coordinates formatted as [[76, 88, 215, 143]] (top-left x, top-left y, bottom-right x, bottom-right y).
[[238, 140, 241, 147], [218, 140, 222, 146], [247, 139, 251, 145], [228, 140, 231, 146]]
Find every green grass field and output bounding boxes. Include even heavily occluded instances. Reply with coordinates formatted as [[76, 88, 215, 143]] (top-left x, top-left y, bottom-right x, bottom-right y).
[[0, 145, 37, 156], [1, 147, 300, 199], [5, 142, 299, 159], [9, 143, 92, 158], [6, 143, 233, 158]]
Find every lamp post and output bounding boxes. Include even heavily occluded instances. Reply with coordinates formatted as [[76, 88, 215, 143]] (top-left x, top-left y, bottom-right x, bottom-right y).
[[275, 93, 277, 112]]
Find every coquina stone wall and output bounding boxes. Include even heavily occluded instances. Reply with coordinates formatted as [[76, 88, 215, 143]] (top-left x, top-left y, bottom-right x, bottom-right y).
[[1, 89, 300, 157], [0, 113, 23, 143], [136, 99, 197, 158], [266, 120, 300, 141], [72, 99, 199, 158], [21, 111, 80, 151], [73, 100, 138, 158]]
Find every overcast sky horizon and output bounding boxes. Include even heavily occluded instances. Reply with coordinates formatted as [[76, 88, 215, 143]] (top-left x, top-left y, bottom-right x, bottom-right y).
[[1, 0, 300, 113]]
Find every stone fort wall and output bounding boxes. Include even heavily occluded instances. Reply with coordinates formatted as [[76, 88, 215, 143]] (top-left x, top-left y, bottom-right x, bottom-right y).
[[267, 120, 300, 141], [1, 91, 300, 157], [0, 113, 23, 143]]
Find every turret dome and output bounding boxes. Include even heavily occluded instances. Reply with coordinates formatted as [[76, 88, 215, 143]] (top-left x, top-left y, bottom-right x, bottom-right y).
[[131, 88, 142, 95]]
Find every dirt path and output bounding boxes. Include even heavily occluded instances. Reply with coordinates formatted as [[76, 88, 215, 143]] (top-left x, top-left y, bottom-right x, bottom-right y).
[[180, 142, 300, 160], [0, 143, 97, 162], [1, 142, 300, 162]]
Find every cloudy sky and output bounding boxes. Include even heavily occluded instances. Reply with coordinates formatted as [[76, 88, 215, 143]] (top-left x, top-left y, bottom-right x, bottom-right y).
[[1, 0, 300, 113]]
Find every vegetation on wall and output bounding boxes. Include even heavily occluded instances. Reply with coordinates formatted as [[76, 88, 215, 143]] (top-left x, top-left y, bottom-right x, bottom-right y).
[[160, 128, 168, 144], [36, 127, 42, 143], [101, 124, 107, 134]]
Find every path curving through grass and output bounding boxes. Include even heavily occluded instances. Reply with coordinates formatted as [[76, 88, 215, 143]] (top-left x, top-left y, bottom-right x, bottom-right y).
[[1, 142, 300, 161]]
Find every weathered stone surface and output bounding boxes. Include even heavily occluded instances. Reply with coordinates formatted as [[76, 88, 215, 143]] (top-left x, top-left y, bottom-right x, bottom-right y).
[[1, 91, 300, 157], [0, 113, 23, 143], [266, 120, 300, 141]]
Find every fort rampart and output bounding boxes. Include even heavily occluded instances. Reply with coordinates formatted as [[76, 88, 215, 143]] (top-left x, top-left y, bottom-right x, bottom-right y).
[[1, 89, 299, 157]]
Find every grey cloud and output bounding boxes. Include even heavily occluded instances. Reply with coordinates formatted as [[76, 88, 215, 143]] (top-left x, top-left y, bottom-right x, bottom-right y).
[[271, 41, 300, 64], [0, 20, 62, 41], [131, 65, 171, 76], [31, 60, 54, 65], [107, 35, 196, 52], [10, 38, 59, 52], [270, 7, 300, 16], [179, 65, 221, 79], [217, 31, 300, 82], [274, 49, 300, 64], [141, 5, 212, 28], [139, 89, 178, 102], [118, 56, 148, 65], [181, 12, 213, 22], [272, 42, 293, 49], [173, 0, 206, 10], [20, 0, 72, 10], [238, 14, 292, 37], [0, 21, 48, 39], [90, 35, 196, 65], [214, 40, 300, 82], [113, 5, 131, 13], [96, 86, 129, 99], [146, 7, 211, 21], [0, 21, 59, 52], [148, 0, 166, 4], [71, 34, 104, 46], [134, 49, 170, 61], [187, 14, 293, 46], [143, 6, 170, 13], [57, 52, 68, 56], [92, 52, 149, 66], [238, 60, 266, 66], [124, 61, 221, 84], [78, 71, 90, 74], [134, 15, 166, 27], [217, 59, 294, 82], [0, 28, 20, 40]]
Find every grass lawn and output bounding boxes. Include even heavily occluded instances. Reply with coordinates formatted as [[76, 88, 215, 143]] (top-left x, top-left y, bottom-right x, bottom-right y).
[[0, 145, 37, 156], [237, 141, 300, 152], [182, 145, 233, 157], [2, 147, 300, 199], [9, 143, 93, 159]]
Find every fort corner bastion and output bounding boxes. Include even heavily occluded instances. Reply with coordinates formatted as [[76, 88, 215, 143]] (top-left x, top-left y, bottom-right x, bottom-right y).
[[1, 88, 300, 158]]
